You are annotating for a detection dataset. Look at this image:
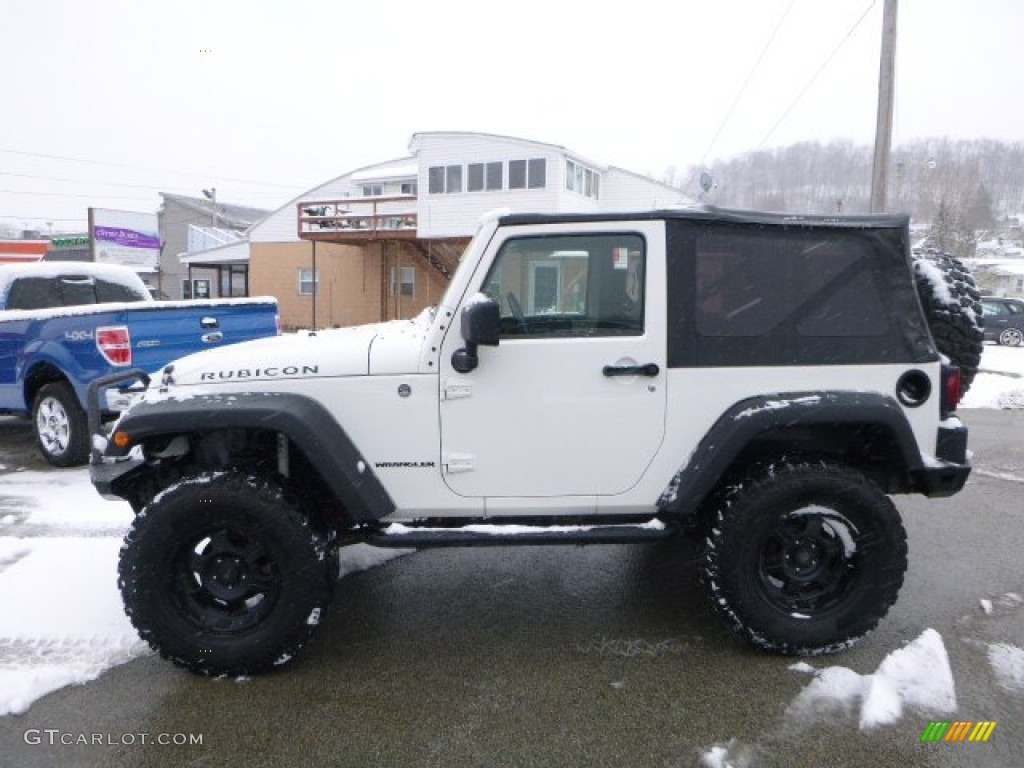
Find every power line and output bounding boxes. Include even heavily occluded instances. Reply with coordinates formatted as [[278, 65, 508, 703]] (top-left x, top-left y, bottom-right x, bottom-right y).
[[699, 0, 796, 167], [0, 146, 307, 190], [0, 171, 288, 201], [756, 0, 878, 151], [0, 215, 85, 223], [0, 188, 157, 201]]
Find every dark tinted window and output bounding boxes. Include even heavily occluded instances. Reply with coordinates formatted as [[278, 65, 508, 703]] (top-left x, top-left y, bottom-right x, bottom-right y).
[[96, 279, 148, 303], [695, 232, 888, 338], [666, 220, 935, 367], [6, 278, 62, 310], [58, 276, 98, 306]]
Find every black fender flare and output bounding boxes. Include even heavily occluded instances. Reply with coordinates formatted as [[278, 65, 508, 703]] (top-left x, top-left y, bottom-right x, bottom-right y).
[[656, 391, 922, 520], [105, 391, 395, 523]]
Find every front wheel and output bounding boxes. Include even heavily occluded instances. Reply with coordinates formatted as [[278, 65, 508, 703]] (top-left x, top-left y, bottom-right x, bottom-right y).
[[119, 472, 336, 675], [32, 381, 89, 467], [697, 464, 907, 655]]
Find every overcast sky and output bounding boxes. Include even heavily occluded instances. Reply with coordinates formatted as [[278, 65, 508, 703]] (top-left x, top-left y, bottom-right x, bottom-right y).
[[2, 0, 1021, 232]]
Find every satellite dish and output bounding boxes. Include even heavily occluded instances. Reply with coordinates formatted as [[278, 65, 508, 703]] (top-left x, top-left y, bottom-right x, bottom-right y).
[[699, 172, 713, 194]]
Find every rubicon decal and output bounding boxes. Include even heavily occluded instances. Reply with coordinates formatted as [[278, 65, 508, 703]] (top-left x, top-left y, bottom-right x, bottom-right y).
[[375, 461, 436, 469], [921, 720, 997, 742], [199, 365, 319, 381]]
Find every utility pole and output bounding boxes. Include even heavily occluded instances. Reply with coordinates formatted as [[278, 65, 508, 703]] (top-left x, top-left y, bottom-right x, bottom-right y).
[[870, 0, 898, 213], [202, 187, 218, 227]]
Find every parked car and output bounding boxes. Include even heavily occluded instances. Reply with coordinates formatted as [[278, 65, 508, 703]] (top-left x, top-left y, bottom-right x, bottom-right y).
[[981, 296, 1024, 346], [91, 207, 971, 676], [0, 262, 279, 466]]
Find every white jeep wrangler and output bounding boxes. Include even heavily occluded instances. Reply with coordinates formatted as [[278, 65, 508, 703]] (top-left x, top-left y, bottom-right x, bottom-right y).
[[90, 207, 972, 675]]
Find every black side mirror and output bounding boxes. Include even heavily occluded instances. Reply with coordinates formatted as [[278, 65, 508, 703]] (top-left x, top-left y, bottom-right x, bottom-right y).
[[452, 296, 500, 373]]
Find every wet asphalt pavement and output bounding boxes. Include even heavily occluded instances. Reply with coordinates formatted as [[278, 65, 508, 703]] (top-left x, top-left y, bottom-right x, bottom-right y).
[[0, 410, 1021, 768]]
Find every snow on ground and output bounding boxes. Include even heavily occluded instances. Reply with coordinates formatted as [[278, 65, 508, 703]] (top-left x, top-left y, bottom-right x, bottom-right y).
[[962, 343, 1024, 409], [0, 344, 1021, 721], [785, 628, 956, 730], [0, 469, 408, 716]]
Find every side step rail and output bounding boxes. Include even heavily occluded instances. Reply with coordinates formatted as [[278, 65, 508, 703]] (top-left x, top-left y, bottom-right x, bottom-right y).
[[365, 519, 677, 549]]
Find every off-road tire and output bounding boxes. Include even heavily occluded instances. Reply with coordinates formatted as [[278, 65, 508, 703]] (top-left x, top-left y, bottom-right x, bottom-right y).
[[697, 464, 907, 655], [32, 381, 89, 467], [119, 471, 336, 676], [913, 251, 984, 393]]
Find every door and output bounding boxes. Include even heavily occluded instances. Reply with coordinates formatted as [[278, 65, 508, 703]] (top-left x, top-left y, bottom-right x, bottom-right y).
[[439, 223, 667, 501]]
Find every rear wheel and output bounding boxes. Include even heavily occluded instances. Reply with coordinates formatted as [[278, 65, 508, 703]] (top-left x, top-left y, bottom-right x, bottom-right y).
[[998, 327, 1023, 347], [119, 471, 336, 675], [32, 381, 89, 467], [697, 464, 907, 654]]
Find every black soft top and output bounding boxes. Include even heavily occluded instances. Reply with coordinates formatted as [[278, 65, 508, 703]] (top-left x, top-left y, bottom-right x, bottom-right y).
[[499, 206, 910, 230]]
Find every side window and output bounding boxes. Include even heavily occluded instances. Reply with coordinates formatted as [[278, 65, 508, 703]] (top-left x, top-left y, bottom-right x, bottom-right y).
[[982, 301, 1005, 317], [480, 233, 645, 338], [695, 232, 888, 338], [96, 279, 149, 303], [6, 278, 62, 310], [58, 276, 99, 306]]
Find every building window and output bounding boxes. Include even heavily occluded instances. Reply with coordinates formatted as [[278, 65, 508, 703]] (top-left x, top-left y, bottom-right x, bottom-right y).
[[400, 181, 418, 195], [509, 158, 546, 190], [486, 162, 502, 190], [467, 162, 505, 193], [468, 163, 485, 192], [566, 160, 600, 199], [389, 266, 416, 297], [298, 268, 319, 296], [428, 165, 462, 194], [509, 160, 527, 189], [182, 278, 211, 299], [362, 184, 383, 197], [528, 158, 546, 189]]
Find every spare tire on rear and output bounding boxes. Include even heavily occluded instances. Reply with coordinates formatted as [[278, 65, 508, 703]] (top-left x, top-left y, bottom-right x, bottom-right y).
[[912, 250, 984, 394]]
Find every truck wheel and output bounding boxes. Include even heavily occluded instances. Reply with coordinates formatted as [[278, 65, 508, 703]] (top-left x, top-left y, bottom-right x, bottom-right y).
[[32, 381, 89, 467], [697, 464, 907, 655], [119, 472, 336, 675], [913, 251, 984, 394]]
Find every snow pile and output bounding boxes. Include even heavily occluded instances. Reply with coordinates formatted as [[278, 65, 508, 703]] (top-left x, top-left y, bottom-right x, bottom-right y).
[[337, 543, 412, 578], [0, 467, 411, 716], [987, 643, 1024, 694], [786, 628, 956, 730], [961, 344, 1024, 409], [0, 537, 146, 716]]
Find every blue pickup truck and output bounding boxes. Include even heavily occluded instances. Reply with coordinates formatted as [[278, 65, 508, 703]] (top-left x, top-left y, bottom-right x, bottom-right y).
[[0, 262, 279, 466]]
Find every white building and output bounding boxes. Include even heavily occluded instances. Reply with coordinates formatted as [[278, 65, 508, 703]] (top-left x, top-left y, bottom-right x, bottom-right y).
[[188, 131, 691, 329]]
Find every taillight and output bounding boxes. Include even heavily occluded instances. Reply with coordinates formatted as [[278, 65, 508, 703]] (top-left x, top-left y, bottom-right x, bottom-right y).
[[96, 326, 132, 366], [940, 364, 962, 419]]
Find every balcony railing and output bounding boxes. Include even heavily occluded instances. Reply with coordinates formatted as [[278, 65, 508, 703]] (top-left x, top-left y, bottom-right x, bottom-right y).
[[297, 195, 418, 241]]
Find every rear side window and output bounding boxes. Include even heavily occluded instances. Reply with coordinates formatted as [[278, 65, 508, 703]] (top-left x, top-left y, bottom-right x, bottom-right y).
[[4, 275, 148, 309], [694, 232, 888, 338], [95, 279, 148, 303], [666, 221, 935, 367], [6, 278, 63, 310]]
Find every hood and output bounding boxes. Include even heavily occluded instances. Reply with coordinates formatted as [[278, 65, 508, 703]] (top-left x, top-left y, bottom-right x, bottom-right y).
[[160, 315, 431, 388]]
